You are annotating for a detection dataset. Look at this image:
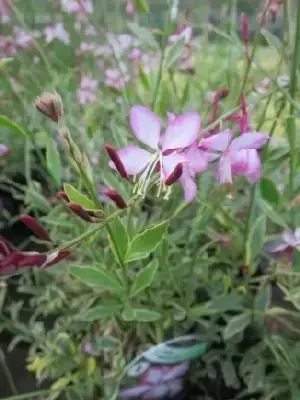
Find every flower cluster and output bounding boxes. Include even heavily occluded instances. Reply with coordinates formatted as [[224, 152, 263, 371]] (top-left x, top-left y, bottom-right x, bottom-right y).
[[119, 362, 189, 399], [0, 215, 69, 276], [106, 103, 269, 202]]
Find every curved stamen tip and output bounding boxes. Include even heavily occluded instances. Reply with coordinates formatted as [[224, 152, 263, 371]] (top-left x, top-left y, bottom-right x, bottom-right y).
[[165, 163, 183, 186]]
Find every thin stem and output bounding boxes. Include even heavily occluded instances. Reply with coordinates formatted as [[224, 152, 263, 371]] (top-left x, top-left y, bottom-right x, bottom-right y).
[[0, 349, 18, 395], [287, 0, 300, 204]]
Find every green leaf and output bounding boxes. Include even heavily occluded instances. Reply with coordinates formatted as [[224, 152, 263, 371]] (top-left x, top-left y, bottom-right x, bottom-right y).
[[254, 284, 271, 312], [108, 218, 128, 265], [135, 0, 149, 14], [0, 284, 6, 313], [63, 183, 98, 211], [247, 360, 265, 392], [126, 221, 167, 262], [259, 199, 287, 229], [134, 308, 162, 322], [260, 178, 280, 207], [221, 359, 240, 389], [128, 22, 158, 50], [130, 260, 159, 298], [0, 115, 29, 139], [82, 304, 122, 321], [246, 215, 266, 264], [292, 250, 300, 272], [223, 312, 251, 340], [121, 307, 162, 322], [190, 292, 244, 317], [46, 138, 62, 187], [164, 38, 185, 69], [138, 66, 151, 91], [71, 265, 124, 294]]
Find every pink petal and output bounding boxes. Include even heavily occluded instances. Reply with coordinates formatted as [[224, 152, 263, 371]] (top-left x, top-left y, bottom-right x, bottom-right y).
[[168, 379, 184, 396], [162, 153, 186, 181], [162, 362, 189, 381], [265, 240, 289, 253], [185, 145, 208, 173], [282, 230, 298, 247], [244, 149, 261, 182], [179, 169, 198, 202], [143, 384, 169, 399], [215, 155, 232, 184], [162, 112, 201, 151], [229, 132, 268, 151], [129, 105, 161, 149], [200, 129, 233, 152], [110, 145, 152, 176], [230, 149, 248, 175], [142, 367, 163, 384], [295, 229, 300, 241], [119, 385, 151, 398]]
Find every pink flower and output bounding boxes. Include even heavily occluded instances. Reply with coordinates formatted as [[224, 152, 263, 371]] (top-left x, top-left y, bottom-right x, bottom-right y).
[[0, 144, 10, 156], [267, 230, 300, 253], [200, 129, 268, 184], [125, 0, 136, 14], [60, 0, 93, 14], [119, 362, 189, 399], [0, 0, 10, 23], [0, 215, 70, 276], [169, 26, 192, 44], [13, 27, 33, 49], [105, 68, 129, 91], [44, 23, 70, 45], [77, 75, 98, 105], [106, 105, 203, 201]]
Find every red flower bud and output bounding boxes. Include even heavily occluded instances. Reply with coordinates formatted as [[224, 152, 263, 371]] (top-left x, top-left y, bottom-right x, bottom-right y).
[[165, 163, 183, 185], [104, 144, 128, 179], [20, 214, 51, 242], [57, 191, 70, 202], [104, 188, 127, 209], [68, 203, 95, 222]]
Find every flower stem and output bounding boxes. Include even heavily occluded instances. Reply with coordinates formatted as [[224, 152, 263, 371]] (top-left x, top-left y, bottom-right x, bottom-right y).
[[287, 0, 300, 206]]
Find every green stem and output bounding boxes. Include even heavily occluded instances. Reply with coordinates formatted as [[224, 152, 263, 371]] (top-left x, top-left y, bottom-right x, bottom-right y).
[[287, 0, 300, 204]]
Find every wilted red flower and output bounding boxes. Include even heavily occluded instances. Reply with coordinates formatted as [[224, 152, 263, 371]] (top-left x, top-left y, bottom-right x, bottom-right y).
[[0, 215, 70, 276]]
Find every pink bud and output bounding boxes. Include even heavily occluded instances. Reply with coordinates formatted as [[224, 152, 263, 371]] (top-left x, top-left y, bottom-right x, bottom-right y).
[[18, 253, 47, 267], [104, 144, 128, 179], [69, 203, 95, 222], [165, 163, 183, 185], [241, 14, 250, 45], [57, 191, 70, 202], [104, 188, 127, 209], [45, 251, 70, 267], [20, 214, 51, 242]]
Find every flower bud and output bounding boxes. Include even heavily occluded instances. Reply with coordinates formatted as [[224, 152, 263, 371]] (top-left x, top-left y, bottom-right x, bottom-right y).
[[20, 214, 51, 242], [104, 188, 127, 209], [35, 92, 63, 123], [104, 144, 128, 179]]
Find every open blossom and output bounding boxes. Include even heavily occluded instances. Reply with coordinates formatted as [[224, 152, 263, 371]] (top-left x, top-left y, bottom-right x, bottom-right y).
[[200, 129, 268, 184], [0, 144, 10, 156], [105, 68, 129, 91], [169, 26, 192, 44], [119, 362, 189, 399], [265, 229, 300, 264], [44, 23, 70, 45], [0, 0, 10, 23], [106, 105, 206, 201], [60, 0, 93, 14], [77, 75, 98, 105], [0, 215, 70, 276]]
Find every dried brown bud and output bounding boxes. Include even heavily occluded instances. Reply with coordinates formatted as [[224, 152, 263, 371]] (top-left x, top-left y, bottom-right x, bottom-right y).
[[35, 92, 63, 123]]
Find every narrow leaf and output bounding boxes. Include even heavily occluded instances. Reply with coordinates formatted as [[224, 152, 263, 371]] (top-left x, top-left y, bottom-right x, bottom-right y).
[[71, 265, 124, 294], [46, 138, 62, 187], [165, 38, 185, 69], [260, 178, 280, 207], [130, 259, 159, 298], [246, 215, 266, 263], [128, 22, 158, 50], [135, 0, 149, 14], [82, 304, 122, 321], [64, 183, 98, 211], [0, 115, 29, 139], [223, 312, 251, 340], [259, 199, 287, 229], [108, 218, 128, 265], [134, 308, 162, 322], [126, 221, 167, 262]]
